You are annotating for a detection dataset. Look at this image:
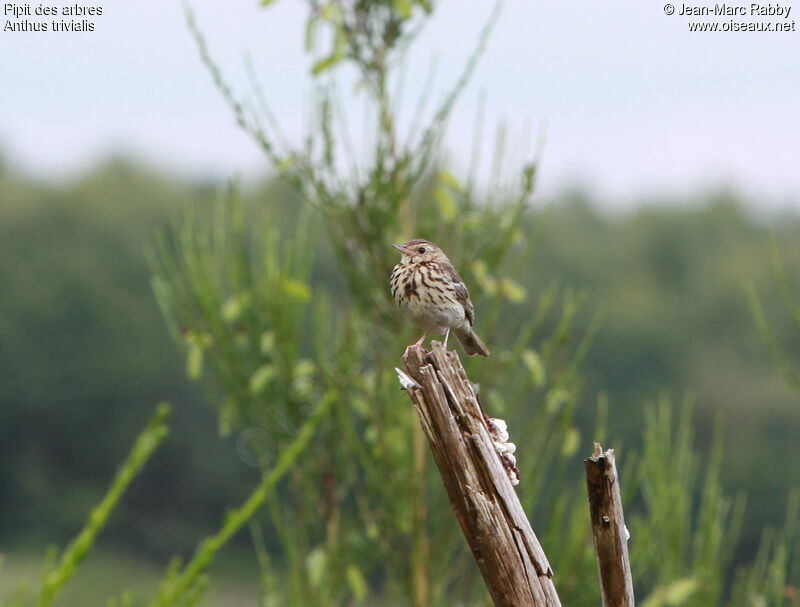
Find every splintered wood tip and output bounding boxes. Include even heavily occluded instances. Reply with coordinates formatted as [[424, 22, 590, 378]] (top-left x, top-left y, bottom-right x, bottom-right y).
[[395, 367, 421, 391]]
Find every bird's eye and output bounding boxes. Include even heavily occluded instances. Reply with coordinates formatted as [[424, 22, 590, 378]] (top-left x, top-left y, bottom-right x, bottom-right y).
[[418, 247, 426, 253]]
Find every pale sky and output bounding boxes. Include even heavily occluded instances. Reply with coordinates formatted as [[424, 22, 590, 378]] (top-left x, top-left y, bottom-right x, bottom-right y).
[[1, 0, 799, 209]]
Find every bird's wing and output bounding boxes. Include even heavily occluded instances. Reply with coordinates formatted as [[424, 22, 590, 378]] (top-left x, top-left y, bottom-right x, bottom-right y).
[[441, 261, 475, 326]]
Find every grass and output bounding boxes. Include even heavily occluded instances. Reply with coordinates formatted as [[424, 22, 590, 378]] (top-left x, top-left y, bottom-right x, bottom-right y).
[[0, 549, 259, 607]]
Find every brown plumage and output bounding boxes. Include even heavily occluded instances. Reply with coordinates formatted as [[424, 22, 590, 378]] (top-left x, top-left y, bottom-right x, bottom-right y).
[[390, 239, 490, 357]]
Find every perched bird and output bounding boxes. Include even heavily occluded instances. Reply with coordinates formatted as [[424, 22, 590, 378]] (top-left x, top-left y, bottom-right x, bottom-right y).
[[390, 239, 490, 357]]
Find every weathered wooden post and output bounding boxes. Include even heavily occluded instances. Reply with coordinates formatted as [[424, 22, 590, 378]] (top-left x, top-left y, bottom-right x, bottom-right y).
[[585, 443, 635, 607], [397, 342, 561, 607]]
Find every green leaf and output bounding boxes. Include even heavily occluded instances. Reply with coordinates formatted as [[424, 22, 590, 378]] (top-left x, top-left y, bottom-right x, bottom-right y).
[[351, 397, 370, 416], [306, 547, 327, 588], [282, 279, 311, 302], [346, 564, 368, 602], [333, 21, 347, 55], [562, 426, 580, 457], [522, 162, 537, 191], [221, 293, 251, 322], [186, 340, 203, 380], [521, 349, 546, 387], [439, 170, 462, 191], [304, 16, 317, 52], [545, 388, 569, 413], [393, 0, 413, 18], [294, 359, 316, 377], [277, 153, 296, 172], [434, 186, 457, 221], [311, 54, 341, 75], [311, 20, 346, 76], [311, 33, 345, 76], [249, 364, 277, 394], [642, 577, 699, 607], [664, 578, 699, 603], [261, 0, 277, 6], [319, 2, 335, 20], [260, 331, 276, 354], [471, 260, 497, 295], [500, 277, 527, 303], [292, 375, 313, 398], [218, 398, 237, 436]]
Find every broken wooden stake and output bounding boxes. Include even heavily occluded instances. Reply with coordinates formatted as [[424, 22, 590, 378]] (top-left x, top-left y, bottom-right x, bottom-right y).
[[585, 443, 635, 607], [398, 342, 561, 607]]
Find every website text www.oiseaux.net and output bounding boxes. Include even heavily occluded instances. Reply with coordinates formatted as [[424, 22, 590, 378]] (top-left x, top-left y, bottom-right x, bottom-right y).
[[688, 19, 795, 30], [665, 3, 797, 31]]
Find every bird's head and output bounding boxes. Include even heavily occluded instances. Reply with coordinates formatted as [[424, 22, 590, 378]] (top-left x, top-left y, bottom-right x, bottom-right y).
[[392, 239, 446, 263]]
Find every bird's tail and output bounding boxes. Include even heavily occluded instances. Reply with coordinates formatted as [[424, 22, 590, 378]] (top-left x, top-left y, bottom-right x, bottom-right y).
[[454, 326, 490, 357]]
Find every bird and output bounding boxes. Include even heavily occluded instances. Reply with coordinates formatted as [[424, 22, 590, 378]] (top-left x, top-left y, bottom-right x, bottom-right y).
[[390, 239, 490, 357]]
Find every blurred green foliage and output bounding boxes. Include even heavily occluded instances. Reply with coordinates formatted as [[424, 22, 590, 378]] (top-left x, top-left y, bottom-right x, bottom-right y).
[[0, 162, 257, 556], [2, 0, 799, 603], [2, 162, 800, 604]]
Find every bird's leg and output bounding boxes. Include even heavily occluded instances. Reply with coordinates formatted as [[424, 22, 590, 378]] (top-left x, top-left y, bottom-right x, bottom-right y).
[[443, 328, 451, 349], [403, 332, 428, 358]]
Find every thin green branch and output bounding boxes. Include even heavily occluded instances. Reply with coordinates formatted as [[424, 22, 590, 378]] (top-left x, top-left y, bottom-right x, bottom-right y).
[[243, 52, 292, 155], [745, 281, 800, 394], [37, 404, 171, 607], [410, 1, 504, 184], [184, 3, 282, 169], [149, 392, 335, 607], [769, 235, 800, 334]]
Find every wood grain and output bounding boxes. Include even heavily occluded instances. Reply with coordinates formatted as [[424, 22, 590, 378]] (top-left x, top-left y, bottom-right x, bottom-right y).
[[398, 342, 561, 607], [585, 444, 635, 607]]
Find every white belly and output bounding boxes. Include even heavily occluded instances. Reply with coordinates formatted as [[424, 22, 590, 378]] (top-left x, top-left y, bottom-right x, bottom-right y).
[[402, 293, 466, 334]]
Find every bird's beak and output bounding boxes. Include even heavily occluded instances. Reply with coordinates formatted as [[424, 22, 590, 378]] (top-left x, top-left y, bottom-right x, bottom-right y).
[[392, 243, 412, 255]]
